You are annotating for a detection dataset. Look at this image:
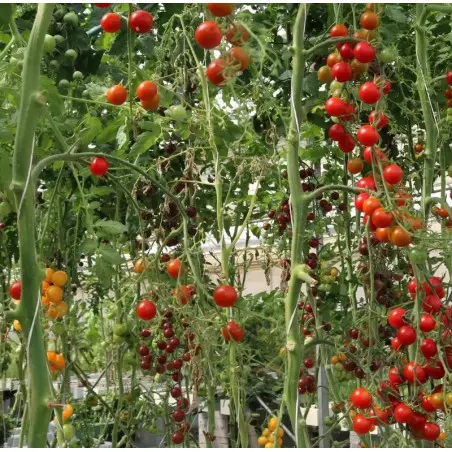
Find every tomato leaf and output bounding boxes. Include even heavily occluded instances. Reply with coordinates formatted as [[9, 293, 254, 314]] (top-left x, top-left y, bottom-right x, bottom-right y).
[[94, 220, 127, 235], [80, 237, 98, 255], [130, 128, 161, 156], [94, 256, 115, 288], [385, 5, 408, 23], [98, 244, 121, 265], [80, 116, 102, 145]]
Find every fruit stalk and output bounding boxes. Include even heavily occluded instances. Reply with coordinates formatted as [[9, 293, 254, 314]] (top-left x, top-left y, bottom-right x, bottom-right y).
[[10, 4, 55, 447], [282, 3, 311, 447]]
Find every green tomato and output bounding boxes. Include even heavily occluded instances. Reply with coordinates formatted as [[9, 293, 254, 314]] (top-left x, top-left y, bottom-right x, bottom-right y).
[[73, 71, 84, 80], [43, 34, 56, 53], [52, 323, 65, 336], [113, 323, 128, 337], [54, 34, 65, 44], [324, 416, 334, 427], [58, 79, 70, 90], [79, 301, 86, 310], [64, 49, 78, 62], [123, 352, 137, 366], [168, 105, 188, 121], [63, 12, 78, 27], [63, 423, 76, 441], [409, 247, 427, 265], [379, 48, 397, 64], [330, 80, 343, 91]]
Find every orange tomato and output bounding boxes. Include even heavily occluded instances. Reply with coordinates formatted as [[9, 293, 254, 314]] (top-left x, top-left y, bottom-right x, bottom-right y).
[[267, 417, 278, 432], [42, 280, 50, 294], [47, 351, 57, 363], [45, 268, 54, 283], [62, 404, 74, 421], [438, 208, 449, 219], [53, 353, 65, 370], [258, 436, 268, 446], [41, 296, 50, 307], [134, 258, 149, 273], [375, 227, 390, 243], [430, 392, 444, 410], [331, 355, 339, 365], [51, 271, 68, 287], [389, 226, 412, 247], [47, 301, 68, 320], [46, 285, 63, 303]]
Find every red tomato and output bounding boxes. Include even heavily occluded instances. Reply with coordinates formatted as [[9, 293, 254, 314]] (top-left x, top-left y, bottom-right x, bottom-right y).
[[403, 362, 427, 384], [375, 76, 392, 94], [206, 59, 226, 86], [359, 81, 380, 104], [356, 176, 376, 191], [375, 227, 390, 242], [226, 23, 249, 45], [424, 276, 445, 298], [213, 285, 238, 308], [195, 21, 222, 49], [388, 367, 404, 385], [330, 24, 348, 38], [100, 12, 121, 32], [363, 146, 385, 164], [9, 281, 21, 300], [339, 43, 354, 60], [368, 110, 388, 129], [172, 432, 184, 445], [90, 157, 109, 176], [136, 299, 157, 321], [447, 70, 452, 85], [421, 395, 436, 413], [420, 313, 436, 332], [226, 321, 245, 342], [360, 11, 379, 29], [422, 295, 441, 314], [387, 308, 406, 329], [424, 360, 445, 379], [136, 81, 157, 101], [420, 338, 437, 359], [94, 3, 112, 7], [129, 10, 153, 33], [337, 134, 355, 153], [391, 336, 401, 351], [350, 387, 373, 409], [394, 403, 413, 424], [422, 422, 440, 441], [141, 93, 160, 110], [396, 325, 416, 345], [167, 259, 184, 279], [173, 285, 192, 305], [331, 62, 353, 82], [363, 214, 376, 230], [353, 414, 372, 435], [106, 85, 127, 105], [325, 97, 347, 116], [362, 196, 381, 215], [372, 208, 393, 228], [383, 164, 403, 185], [408, 412, 426, 431], [357, 125, 379, 146], [226, 47, 250, 71], [353, 42, 375, 63], [207, 3, 234, 16], [347, 158, 363, 174], [328, 124, 346, 141], [354, 192, 370, 211]]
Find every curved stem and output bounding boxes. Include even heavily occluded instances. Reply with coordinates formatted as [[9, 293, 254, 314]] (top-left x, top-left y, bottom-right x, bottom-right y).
[[11, 4, 55, 448]]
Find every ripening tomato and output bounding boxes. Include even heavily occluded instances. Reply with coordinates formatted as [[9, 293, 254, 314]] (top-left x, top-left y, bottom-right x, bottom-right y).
[[9, 281, 21, 300], [317, 65, 332, 82], [100, 12, 122, 32], [328, 124, 346, 141], [403, 362, 427, 384], [354, 192, 370, 211], [90, 157, 109, 176], [195, 21, 222, 49], [383, 164, 403, 185], [422, 422, 440, 441], [62, 404, 74, 421], [353, 414, 372, 435], [331, 62, 353, 82], [325, 97, 347, 116], [327, 52, 342, 68], [371, 208, 393, 228], [206, 59, 226, 86], [420, 338, 437, 359], [136, 81, 158, 101], [337, 134, 355, 153], [213, 285, 238, 307], [359, 82, 380, 104], [356, 176, 376, 191], [141, 93, 160, 110], [339, 43, 354, 60], [226, 47, 249, 71], [357, 125, 379, 146], [173, 285, 193, 305], [360, 11, 379, 30], [330, 24, 348, 38], [420, 314, 436, 332], [362, 196, 381, 215], [353, 42, 375, 63], [396, 325, 416, 345], [106, 85, 127, 105], [347, 158, 363, 174], [136, 299, 156, 321], [350, 387, 373, 409], [375, 227, 390, 242], [368, 110, 388, 129], [207, 3, 234, 16], [167, 259, 184, 279], [226, 22, 249, 45], [388, 308, 406, 329], [129, 10, 153, 33]]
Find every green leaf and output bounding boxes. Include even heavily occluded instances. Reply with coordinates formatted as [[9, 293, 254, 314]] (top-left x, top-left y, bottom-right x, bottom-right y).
[[130, 128, 161, 156], [299, 144, 329, 162], [39, 76, 64, 115], [81, 116, 102, 145], [94, 219, 127, 235], [0, 4, 14, 26], [385, 5, 408, 23], [98, 244, 121, 265], [94, 257, 115, 288], [0, 151, 12, 193], [80, 237, 98, 254], [116, 123, 128, 151]]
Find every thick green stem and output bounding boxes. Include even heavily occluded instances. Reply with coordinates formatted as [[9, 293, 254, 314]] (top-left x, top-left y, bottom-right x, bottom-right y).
[[416, 4, 438, 220], [282, 4, 311, 447], [11, 4, 55, 448]]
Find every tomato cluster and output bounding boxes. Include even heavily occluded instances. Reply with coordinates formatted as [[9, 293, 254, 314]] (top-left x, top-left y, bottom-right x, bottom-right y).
[[41, 268, 69, 321], [257, 417, 284, 448], [194, 5, 250, 86], [99, 7, 153, 34]]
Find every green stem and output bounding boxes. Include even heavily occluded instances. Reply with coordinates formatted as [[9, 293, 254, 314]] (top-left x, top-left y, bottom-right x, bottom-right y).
[[0, 38, 15, 62], [10, 4, 55, 448], [416, 4, 438, 220], [9, 17, 25, 46], [282, 4, 311, 447]]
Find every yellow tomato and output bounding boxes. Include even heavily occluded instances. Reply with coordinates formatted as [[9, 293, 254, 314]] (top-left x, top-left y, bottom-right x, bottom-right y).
[[262, 428, 271, 437], [268, 417, 278, 432], [51, 271, 68, 287], [330, 267, 339, 277], [276, 427, 284, 438], [46, 285, 63, 303], [258, 436, 268, 446], [431, 392, 444, 410], [13, 320, 22, 332], [445, 392, 452, 407], [264, 443, 273, 448], [438, 432, 447, 441], [62, 404, 73, 422]]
